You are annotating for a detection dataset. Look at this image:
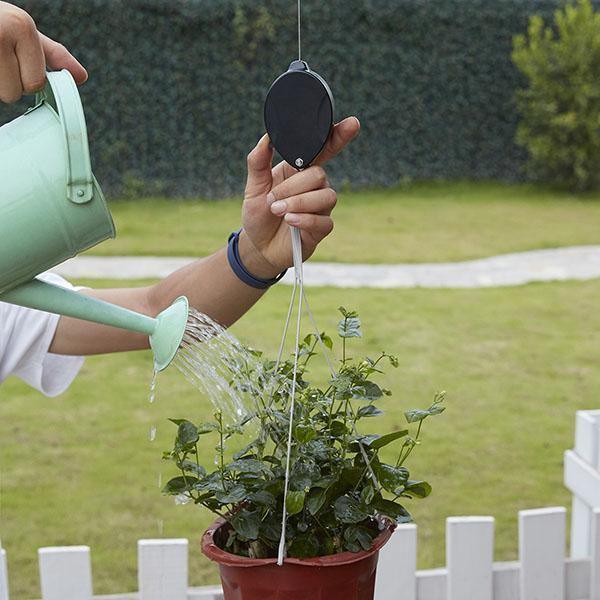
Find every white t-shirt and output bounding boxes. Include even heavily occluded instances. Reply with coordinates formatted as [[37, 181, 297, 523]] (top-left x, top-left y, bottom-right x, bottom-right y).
[[0, 272, 84, 397]]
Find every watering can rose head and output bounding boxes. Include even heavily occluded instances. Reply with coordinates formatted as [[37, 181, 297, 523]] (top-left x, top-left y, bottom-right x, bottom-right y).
[[162, 308, 445, 559]]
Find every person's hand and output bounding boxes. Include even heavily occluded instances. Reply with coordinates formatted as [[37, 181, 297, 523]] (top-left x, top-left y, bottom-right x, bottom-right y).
[[240, 117, 361, 278], [0, 1, 87, 103]]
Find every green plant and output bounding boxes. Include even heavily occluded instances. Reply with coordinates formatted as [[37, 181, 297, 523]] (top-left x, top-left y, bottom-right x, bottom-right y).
[[162, 308, 444, 558], [513, 0, 600, 191]]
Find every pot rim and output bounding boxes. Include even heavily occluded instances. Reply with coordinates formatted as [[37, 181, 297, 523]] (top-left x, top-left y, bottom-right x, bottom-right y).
[[201, 517, 396, 568]]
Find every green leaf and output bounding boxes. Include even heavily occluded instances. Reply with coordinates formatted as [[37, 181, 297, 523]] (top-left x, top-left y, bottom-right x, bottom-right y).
[[288, 532, 320, 558], [231, 509, 260, 540], [306, 487, 327, 515], [402, 480, 432, 498], [295, 423, 316, 443], [215, 483, 248, 504], [248, 490, 276, 507], [290, 460, 320, 490], [352, 382, 383, 401], [162, 476, 200, 495], [173, 420, 199, 444], [405, 405, 445, 423], [344, 525, 376, 551], [227, 459, 267, 474], [330, 420, 349, 437], [357, 405, 384, 418], [360, 485, 375, 506], [178, 460, 206, 477], [375, 463, 409, 493], [368, 430, 409, 449], [373, 498, 412, 524], [286, 490, 306, 515], [338, 309, 362, 338], [334, 495, 370, 524]]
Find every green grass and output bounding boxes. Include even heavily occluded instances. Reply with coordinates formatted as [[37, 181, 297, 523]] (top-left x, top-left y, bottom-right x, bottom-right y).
[[93, 181, 600, 263], [2, 279, 599, 597]]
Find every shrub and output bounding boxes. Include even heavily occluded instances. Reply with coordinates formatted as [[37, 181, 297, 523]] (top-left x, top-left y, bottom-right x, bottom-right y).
[[513, 0, 600, 191]]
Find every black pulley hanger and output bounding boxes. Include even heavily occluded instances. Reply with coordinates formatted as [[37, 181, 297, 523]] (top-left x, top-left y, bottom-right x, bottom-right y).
[[264, 0, 334, 169]]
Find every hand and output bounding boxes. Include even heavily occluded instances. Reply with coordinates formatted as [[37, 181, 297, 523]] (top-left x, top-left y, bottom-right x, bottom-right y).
[[0, 1, 87, 103], [240, 116, 361, 279]]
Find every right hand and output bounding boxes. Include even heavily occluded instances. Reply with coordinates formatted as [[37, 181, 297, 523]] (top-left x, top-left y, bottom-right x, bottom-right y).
[[0, 1, 87, 103]]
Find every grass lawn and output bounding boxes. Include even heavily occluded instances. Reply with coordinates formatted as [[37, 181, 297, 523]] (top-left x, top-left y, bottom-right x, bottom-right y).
[[1, 279, 599, 597], [92, 181, 600, 263]]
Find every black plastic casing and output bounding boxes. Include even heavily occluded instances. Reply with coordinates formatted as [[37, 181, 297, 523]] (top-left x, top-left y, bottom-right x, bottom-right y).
[[264, 60, 335, 169]]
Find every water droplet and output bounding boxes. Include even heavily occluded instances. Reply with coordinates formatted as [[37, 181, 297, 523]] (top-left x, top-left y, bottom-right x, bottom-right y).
[[149, 426, 157, 442], [157, 519, 164, 536], [175, 494, 191, 505]]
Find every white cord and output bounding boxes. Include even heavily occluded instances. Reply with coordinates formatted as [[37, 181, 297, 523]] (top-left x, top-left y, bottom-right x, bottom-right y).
[[277, 226, 304, 565]]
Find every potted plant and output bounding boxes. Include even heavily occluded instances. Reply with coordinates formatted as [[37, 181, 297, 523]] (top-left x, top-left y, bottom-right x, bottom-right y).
[[162, 308, 444, 600]]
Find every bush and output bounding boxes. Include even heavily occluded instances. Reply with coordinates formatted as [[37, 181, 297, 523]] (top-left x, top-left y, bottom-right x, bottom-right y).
[[2, 0, 599, 198], [513, 0, 600, 191]]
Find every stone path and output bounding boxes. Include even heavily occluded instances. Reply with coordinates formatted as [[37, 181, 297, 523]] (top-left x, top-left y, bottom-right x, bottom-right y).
[[50, 246, 600, 289]]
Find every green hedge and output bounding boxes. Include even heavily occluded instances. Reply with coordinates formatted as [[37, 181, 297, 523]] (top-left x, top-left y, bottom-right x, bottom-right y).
[[1, 0, 594, 198]]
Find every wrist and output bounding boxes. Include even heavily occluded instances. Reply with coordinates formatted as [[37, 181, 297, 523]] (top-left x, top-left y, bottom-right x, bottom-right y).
[[237, 230, 281, 280]]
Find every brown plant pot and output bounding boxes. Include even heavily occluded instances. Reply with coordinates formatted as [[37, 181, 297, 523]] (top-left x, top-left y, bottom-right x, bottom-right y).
[[201, 518, 395, 600]]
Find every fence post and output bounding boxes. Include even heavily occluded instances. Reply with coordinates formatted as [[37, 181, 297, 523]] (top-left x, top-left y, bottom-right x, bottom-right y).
[[446, 516, 494, 600], [138, 539, 188, 600], [375, 524, 416, 600], [519, 507, 566, 600], [0, 548, 8, 600], [566, 410, 600, 558], [38, 546, 93, 600]]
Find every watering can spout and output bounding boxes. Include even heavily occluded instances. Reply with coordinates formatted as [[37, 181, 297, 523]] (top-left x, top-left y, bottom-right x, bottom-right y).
[[0, 279, 188, 372]]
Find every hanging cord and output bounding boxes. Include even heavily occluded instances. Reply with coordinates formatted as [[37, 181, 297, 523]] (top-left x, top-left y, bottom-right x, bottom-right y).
[[275, 226, 380, 564], [297, 0, 302, 61], [277, 226, 304, 565]]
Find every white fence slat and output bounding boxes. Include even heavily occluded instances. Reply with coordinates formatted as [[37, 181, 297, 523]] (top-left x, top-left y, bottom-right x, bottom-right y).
[[575, 410, 600, 465], [0, 548, 8, 600], [492, 561, 519, 600], [590, 508, 600, 600], [565, 450, 600, 512], [519, 507, 566, 600], [416, 568, 446, 600], [565, 557, 590, 600], [39, 546, 93, 600], [446, 517, 493, 600], [138, 539, 188, 600], [570, 410, 600, 558], [571, 495, 593, 559], [375, 524, 417, 600]]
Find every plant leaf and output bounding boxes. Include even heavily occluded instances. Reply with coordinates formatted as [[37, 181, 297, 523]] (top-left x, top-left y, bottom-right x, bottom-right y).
[[215, 483, 248, 504], [306, 487, 327, 515], [368, 430, 409, 449], [357, 405, 384, 418], [402, 480, 432, 499], [286, 490, 306, 515], [334, 495, 370, 524], [231, 509, 260, 540]]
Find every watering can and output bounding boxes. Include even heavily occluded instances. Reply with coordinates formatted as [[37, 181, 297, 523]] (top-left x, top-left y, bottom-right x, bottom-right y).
[[0, 70, 188, 371]]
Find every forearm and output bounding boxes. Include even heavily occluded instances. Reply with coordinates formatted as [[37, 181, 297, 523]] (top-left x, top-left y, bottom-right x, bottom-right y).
[[50, 232, 276, 356]]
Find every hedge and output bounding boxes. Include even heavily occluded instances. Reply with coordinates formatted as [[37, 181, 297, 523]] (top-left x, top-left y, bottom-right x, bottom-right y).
[[0, 0, 595, 198]]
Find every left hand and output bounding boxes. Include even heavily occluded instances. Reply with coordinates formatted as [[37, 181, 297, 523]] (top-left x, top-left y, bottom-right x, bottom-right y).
[[239, 116, 361, 279]]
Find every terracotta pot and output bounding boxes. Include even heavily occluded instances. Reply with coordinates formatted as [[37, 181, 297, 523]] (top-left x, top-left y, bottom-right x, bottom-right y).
[[201, 518, 395, 600]]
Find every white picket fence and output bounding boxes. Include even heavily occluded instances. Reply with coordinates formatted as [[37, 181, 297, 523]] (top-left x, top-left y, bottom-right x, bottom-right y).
[[3, 409, 600, 600]]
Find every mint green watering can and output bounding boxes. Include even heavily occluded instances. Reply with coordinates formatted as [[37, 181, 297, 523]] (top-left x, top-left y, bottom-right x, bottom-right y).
[[0, 70, 188, 371]]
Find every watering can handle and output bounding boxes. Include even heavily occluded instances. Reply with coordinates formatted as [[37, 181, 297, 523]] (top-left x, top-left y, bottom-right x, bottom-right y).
[[36, 71, 94, 204]]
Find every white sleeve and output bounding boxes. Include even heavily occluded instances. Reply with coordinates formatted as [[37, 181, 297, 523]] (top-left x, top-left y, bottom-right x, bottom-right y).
[[0, 272, 85, 397]]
